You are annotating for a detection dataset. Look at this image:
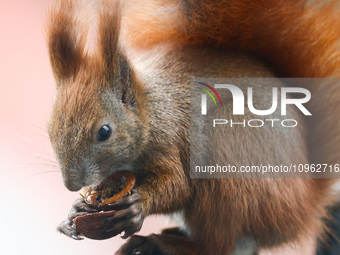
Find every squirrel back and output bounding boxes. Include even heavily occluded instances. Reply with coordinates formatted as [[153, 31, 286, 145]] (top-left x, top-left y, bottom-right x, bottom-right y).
[[121, 0, 340, 165]]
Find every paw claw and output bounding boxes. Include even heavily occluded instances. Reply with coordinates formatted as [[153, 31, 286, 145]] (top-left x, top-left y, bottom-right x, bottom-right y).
[[132, 249, 142, 255], [71, 234, 83, 240], [122, 231, 130, 239]]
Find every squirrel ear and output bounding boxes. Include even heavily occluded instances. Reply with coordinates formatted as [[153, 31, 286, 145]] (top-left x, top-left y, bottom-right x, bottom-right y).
[[46, 0, 86, 82], [97, 1, 121, 79]]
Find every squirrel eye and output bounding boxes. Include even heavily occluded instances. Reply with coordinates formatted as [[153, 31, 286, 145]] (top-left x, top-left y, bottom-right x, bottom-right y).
[[97, 124, 112, 142]]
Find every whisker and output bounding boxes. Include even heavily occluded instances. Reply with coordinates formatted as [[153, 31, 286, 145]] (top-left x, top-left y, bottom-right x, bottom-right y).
[[14, 150, 57, 164], [24, 164, 59, 169], [29, 132, 51, 140], [96, 154, 118, 168], [27, 170, 60, 177], [21, 122, 49, 134]]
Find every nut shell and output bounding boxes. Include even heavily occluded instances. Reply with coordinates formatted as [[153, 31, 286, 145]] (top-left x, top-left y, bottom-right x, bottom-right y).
[[83, 170, 136, 208], [74, 170, 136, 240], [74, 210, 120, 240]]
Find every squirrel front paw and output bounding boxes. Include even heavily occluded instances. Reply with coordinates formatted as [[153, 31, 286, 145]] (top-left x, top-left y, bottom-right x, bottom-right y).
[[107, 189, 145, 239], [57, 198, 98, 240], [116, 235, 162, 255], [58, 190, 145, 240]]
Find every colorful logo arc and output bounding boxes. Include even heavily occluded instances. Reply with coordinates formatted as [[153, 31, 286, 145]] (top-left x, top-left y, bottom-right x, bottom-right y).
[[196, 82, 223, 106]]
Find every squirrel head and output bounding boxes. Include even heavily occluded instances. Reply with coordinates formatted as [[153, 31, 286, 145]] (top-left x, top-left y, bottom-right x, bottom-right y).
[[46, 0, 147, 191]]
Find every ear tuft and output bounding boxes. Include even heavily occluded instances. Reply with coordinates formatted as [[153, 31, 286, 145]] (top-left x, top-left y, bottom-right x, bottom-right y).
[[97, 0, 122, 79], [45, 0, 87, 82]]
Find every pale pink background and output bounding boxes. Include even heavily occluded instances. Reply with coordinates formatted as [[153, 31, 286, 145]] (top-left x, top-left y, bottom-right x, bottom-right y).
[[0, 1, 173, 254], [0, 1, 316, 254]]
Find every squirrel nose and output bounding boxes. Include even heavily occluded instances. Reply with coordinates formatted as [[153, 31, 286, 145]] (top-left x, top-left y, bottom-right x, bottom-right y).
[[63, 177, 82, 192]]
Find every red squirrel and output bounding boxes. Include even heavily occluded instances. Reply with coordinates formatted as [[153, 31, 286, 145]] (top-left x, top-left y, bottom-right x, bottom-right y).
[[46, 0, 340, 254]]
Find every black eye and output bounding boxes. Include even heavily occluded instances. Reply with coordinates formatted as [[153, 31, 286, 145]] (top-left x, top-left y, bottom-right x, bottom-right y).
[[97, 124, 112, 142]]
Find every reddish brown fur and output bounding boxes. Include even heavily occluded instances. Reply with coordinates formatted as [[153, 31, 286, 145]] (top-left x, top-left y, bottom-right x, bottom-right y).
[[120, 2, 340, 250], [45, 0, 87, 81], [123, 0, 340, 164], [46, 0, 340, 254]]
